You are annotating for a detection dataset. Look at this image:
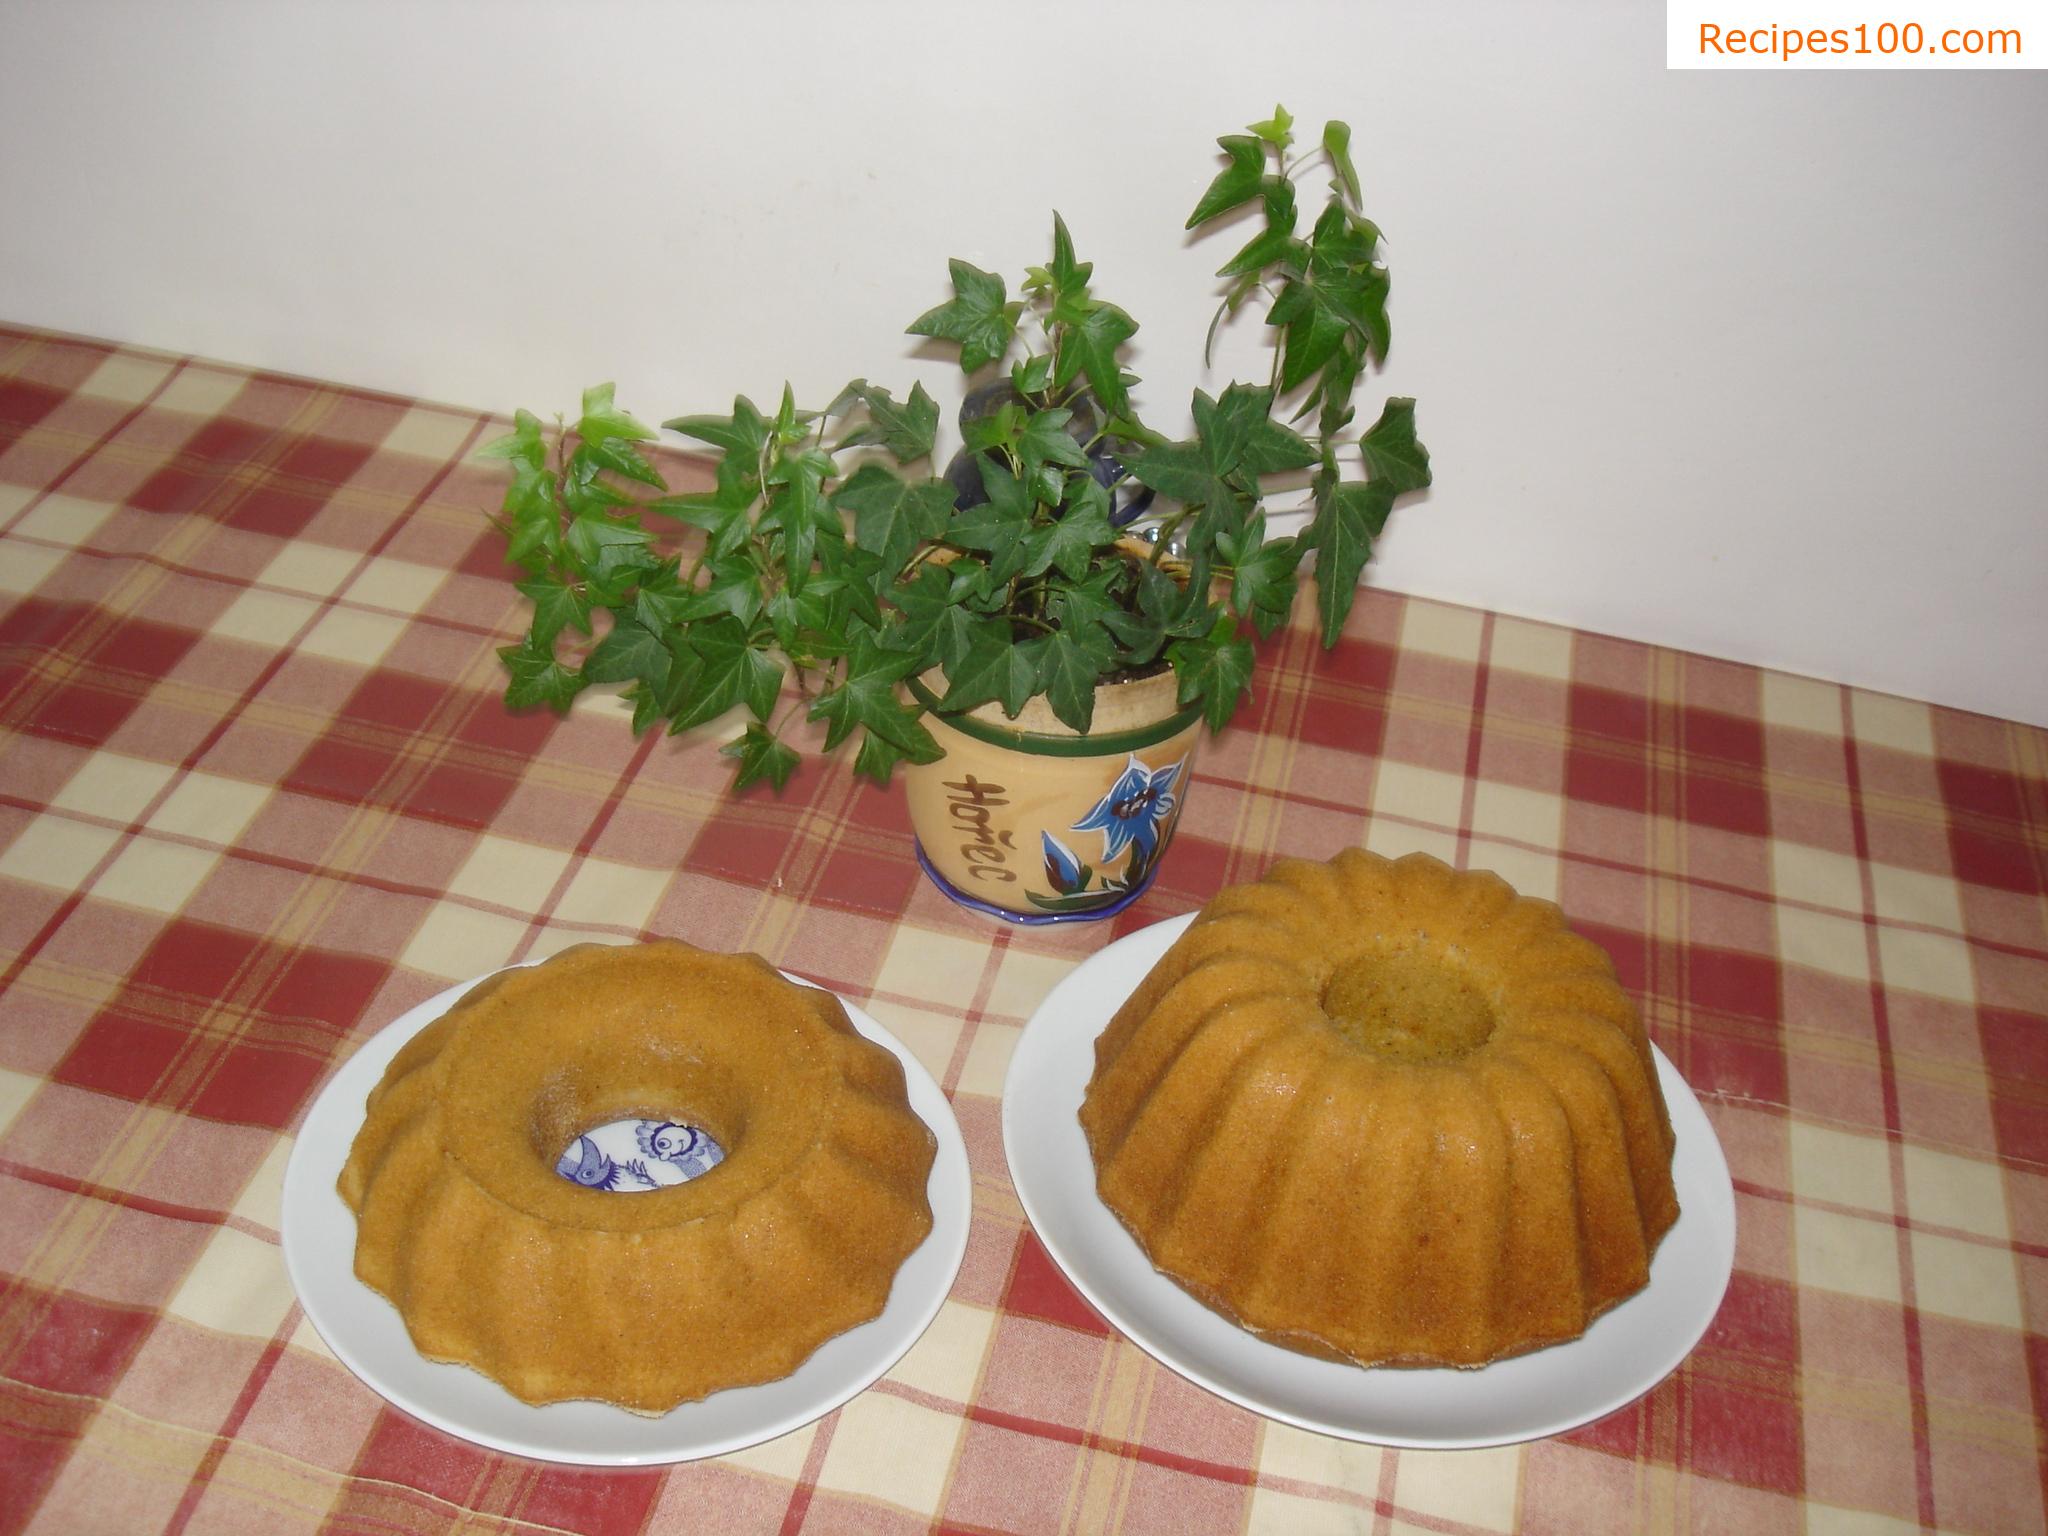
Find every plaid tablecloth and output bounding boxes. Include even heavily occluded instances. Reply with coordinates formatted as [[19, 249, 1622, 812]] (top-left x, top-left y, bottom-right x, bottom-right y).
[[1, 321, 2044, 1534]]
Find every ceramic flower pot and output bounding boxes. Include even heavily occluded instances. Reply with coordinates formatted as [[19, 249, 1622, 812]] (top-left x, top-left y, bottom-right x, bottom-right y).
[[902, 668, 1202, 924]]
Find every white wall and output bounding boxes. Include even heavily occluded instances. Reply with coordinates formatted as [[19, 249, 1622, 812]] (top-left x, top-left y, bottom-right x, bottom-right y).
[[4, 0, 2044, 725]]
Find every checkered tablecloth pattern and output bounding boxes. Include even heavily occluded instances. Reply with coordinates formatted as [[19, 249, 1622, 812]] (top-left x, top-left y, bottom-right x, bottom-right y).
[[2, 321, 2044, 1534]]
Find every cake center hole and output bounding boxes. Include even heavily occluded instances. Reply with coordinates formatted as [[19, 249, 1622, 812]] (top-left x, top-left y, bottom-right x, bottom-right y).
[[553, 1117, 725, 1193], [1321, 949, 1498, 1063]]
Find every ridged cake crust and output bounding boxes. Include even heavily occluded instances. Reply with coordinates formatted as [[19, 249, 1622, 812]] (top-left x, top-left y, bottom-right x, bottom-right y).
[[1079, 850, 1679, 1368], [337, 941, 936, 1412]]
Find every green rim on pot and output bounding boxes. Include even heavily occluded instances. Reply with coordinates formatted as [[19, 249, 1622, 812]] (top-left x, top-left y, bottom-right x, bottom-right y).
[[907, 675, 1203, 759]]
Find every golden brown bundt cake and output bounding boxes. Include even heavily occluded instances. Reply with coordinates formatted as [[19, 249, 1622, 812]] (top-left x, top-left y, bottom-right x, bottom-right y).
[[1079, 849, 1679, 1368], [337, 941, 937, 1412]]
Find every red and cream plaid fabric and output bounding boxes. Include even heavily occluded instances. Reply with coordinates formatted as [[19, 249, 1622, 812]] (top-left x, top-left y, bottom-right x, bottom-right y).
[[1, 322, 2044, 1534]]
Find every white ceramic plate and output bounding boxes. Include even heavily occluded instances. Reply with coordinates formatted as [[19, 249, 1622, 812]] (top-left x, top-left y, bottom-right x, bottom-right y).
[[283, 964, 971, 1466], [1003, 914, 1737, 1449]]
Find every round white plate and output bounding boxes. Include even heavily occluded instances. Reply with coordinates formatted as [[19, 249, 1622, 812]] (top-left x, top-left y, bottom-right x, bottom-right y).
[[1003, 914, 1737, 1449], [283, 963, 971, 1465]]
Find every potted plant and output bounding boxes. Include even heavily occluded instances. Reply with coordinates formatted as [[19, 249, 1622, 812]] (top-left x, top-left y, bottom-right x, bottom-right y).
[[482, 106, 1430, 922]]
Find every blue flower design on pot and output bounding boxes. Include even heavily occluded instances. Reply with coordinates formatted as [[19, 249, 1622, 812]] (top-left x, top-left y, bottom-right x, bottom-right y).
[[1041, 831, 1090, 895], [1073, 754, 1183, 867]]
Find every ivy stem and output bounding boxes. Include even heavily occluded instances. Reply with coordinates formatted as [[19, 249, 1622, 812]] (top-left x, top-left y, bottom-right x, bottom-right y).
[[1016, 573, 1056, 616], [1149, 505, 1194, 566]]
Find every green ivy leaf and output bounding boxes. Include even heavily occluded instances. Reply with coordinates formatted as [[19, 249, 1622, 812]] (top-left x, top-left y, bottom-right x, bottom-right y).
[[1044, 213, 1094, 322], [577, 383, 656, 445], [478, 408, 548, 470], [768, 385, 815, 448], [664, 396, 772, 464], [1052, 301, 1138, 420], [960, 403, 1025, 457], [939, 626, 1040, 718], [907, 259, 1021, 374], [1125, 430, 1235, 519], [852, 722, 943, 784], [630, 562, 693, 631], [1015, 408, 1092, 481], [1213, 384, 1319, 476], [918, 603, 987, 674], [648, 482, 753, 560], [834, 545, 890, 629], [560, 457, 635, 519], [1324, 119, 1361, 205], [1308, 476, 1396, 647], [1187, 134, 1267, 229], [944, 459, 1034, 577], [501, 454, 557, 519], [625, 681, 670, 736], [766, 442, 834, 503], [1267, 276, 1354, 394], [1046, 561, 1126, 639], [1260, 173, 1297, 232], [721, 722, 801, 793], [670, 619, 784, 730], [1310, 337, 1368, 437], [763, 450, 827, 578], [808, 633, 928, 752], [517, 573, 593, 648], [1225, 517, 1306, 636], [1012, 354, 1054, 395], [502, 463, 562, 569], [583, 616, 673, 691], [1308, 201, 1382, 273], [1146, 549, 1222, 639], [579, 434, 665, 488], [834, 380, 940, 463], [1215, 222, 1305, 280], [1357, 397, 1432, 494], [835, 463, 954, 577], [1170, 610, 1255, 732], [564, 512, 653, 579], [1318, 266, 1392, 364], [672, 557, 764, 627], [889, 563, 987, 672], [1101, 603, 1167, 668], [1038, 628, 1103, 733], [498, 637, 586, 715], [1125, 389, 1280, 552], [1022, 475, 1115, 581], [1247, 104, 1295, 147], [764, 581, 836, 653]]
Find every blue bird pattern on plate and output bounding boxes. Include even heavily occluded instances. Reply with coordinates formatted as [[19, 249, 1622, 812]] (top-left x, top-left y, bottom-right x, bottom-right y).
[[554, 1118, 725, 1192]]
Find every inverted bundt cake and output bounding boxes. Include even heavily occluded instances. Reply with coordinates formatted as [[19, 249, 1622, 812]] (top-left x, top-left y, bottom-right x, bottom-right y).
[[1080, 850, 1679, 1368], [338, 941, 937, 1412]]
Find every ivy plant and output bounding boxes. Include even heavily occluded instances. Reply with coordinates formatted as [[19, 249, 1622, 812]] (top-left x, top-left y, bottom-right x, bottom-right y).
[[483, 106, 1430, 793]]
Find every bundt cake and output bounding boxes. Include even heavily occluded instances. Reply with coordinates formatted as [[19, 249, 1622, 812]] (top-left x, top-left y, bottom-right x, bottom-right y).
[[337, 940, 937, 1412], [1079, 849, 1679, 1368]]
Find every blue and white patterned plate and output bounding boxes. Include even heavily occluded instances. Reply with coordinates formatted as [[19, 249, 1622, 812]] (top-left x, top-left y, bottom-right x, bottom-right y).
[[283, 958, 971, 1465]]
